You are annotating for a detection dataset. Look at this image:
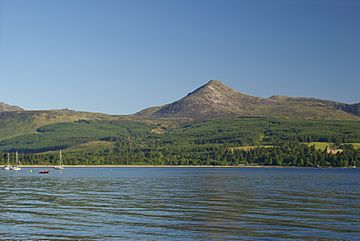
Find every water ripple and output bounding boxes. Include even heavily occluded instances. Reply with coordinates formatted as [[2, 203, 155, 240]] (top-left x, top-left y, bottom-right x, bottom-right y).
[[0, 168, 359, 240]]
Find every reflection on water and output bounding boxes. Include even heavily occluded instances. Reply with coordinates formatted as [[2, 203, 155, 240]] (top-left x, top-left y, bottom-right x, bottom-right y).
[[0, 168, 359, 240]]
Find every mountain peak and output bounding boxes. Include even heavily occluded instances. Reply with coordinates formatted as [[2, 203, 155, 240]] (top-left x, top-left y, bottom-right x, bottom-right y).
[[189, 80, 237, 96], [206, 80, 223, 86], [148, 80, 270, 120]]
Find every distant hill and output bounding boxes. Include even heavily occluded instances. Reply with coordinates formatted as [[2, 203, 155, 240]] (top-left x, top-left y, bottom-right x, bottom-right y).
[[0, 109, 110, 141], [0, 102, 23, 112], [0, 109, 160, 153], [137, 80, 360, 120], [269, 96, 360, 116]]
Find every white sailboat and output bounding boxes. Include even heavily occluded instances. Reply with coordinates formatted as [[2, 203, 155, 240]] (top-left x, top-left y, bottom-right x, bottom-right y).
[[10, 151, 21, 171], [53, 150, 64, 170], [3, 153, 11, 170]]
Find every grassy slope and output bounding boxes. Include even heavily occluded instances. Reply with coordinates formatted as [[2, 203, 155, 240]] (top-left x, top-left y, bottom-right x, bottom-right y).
[[305, 142, 331, 150], [0, 109, 175, 144], [351, 143, 360, 149]]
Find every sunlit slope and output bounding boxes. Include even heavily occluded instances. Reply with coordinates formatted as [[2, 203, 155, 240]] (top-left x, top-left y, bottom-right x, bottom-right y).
[[0, 108, 155, 140], [0, 110, 117, 141], [0, 119, 154, 153], [160, 117, 360, 147], [0, 117, 359, 153]]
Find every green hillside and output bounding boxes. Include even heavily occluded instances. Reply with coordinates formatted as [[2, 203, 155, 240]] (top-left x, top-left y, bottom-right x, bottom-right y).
[[0, 110, 114, 141], [0, 80, 359, 167], [0, 119, 154, 153], [0, 117, 359, 167], [161, 117, 360, 146], [1, 116, 359, 153]]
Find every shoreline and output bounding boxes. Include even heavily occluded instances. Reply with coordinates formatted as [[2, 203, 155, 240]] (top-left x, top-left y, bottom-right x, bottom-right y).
[[16, 165, 272, 168], [2, 165, 345, 168]]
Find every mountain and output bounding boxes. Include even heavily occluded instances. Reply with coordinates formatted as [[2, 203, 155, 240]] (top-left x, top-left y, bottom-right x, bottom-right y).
[[0, 102, 23, 112], [0, 82, 359, 154], [137, 80, 360, 120], [146, 80, 271, 119]]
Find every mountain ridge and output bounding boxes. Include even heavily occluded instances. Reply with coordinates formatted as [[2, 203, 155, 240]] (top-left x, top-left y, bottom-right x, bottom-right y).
[[269, 95, 360, 116], [1, 81, 359, 120], [137, 80, 360, 120], [0, 102, 23, 112]]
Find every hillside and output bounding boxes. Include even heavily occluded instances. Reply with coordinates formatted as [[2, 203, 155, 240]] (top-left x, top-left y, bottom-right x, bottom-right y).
[[137, 80, 360, 120], [150, 80, 271, 119], [269, 96, 360, 116], [0, 109, 162, 141], [0, 109, 172, 153], [0, 80, 359, 155], [0, 102, 23, 112]]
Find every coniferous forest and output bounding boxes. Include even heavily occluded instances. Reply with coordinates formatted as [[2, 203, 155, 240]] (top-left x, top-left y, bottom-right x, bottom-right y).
[[0, 117, 359, 167]]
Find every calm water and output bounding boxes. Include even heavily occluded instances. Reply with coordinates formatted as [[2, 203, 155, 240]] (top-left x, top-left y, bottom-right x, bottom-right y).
[[0, 167, 359, 240]]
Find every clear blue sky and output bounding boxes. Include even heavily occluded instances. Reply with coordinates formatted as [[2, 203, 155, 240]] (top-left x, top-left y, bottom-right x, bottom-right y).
[[0, 0, 359, 114]]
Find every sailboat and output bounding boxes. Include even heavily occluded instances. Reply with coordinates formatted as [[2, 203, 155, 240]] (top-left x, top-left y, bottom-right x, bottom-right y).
[[53, 150, 64, 170], [10, 151, 21, 171], [3, 153, 11, 170]]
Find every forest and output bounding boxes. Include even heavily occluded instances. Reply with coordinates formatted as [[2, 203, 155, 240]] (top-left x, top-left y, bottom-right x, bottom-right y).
[[0, 117, 359, 167]]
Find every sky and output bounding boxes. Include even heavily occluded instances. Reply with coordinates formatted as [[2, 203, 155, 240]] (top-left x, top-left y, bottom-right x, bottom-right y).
[[0, 0, 359, 114]]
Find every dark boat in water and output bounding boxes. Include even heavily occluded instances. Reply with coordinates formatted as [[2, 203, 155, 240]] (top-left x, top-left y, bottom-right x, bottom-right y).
[[39, 170, 49, 174]]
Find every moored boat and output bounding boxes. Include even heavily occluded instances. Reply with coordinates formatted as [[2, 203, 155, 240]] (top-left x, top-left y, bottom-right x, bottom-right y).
[[53, 150, 64, 170], [3, 153, 11, 170], [10, 151, 21, 171], [39, 170, 49, 174]]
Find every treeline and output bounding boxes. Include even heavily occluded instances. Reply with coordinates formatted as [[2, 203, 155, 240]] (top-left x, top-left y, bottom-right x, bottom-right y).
[[0, 141, 359, 167]]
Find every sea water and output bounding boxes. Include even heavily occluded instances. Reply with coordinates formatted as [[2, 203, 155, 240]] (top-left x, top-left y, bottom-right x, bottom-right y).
[[0, 167, 359, 240]]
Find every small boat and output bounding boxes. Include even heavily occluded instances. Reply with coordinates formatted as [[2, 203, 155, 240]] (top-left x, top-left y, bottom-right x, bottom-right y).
[[53, 150, 64, 170], [10, 151, 21, 171], [39, 170, 49, 174], [3, 153, 11, 170]]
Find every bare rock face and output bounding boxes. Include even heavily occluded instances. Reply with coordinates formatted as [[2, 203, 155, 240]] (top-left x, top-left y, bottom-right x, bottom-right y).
[[151, 80, 271, 119], [0, 102, 23, 112]]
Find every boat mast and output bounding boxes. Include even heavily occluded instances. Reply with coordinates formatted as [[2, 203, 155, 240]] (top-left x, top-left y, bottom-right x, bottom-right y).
[[7, 153, 10, 166], [59, 150, 62, 166], [16, 151, 19, 166]]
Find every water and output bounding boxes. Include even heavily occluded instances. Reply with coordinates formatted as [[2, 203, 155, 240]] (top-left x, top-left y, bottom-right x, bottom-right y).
[[0, 167, 359, 240]]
